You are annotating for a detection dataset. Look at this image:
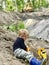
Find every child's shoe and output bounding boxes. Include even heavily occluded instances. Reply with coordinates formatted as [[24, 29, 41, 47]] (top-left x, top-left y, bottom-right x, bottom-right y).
[[29, 58, 46, 65]]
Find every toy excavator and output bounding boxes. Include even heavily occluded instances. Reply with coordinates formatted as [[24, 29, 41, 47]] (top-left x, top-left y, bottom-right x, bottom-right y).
[[37, 48, 47, 59], [27, 47, 47, 59]]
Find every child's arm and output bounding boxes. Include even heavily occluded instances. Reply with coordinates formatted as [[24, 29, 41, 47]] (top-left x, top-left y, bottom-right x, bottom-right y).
[[20, 42, 30, 51]]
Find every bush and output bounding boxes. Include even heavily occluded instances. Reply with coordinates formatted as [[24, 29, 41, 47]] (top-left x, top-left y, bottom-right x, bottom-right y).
[[9, 24, 17, 32], [5, 21, 26, 32], [16, 0, 24, 12], [6, 0, 16, 11], [0, 5, 2, 10], [17, 21, 25, 31]]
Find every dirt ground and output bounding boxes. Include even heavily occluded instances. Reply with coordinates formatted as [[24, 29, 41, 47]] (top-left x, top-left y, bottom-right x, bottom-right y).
[[0, 11, 49, 65]]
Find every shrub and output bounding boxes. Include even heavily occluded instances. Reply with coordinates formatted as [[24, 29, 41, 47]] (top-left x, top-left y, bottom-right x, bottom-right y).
[[6, 0, 16, 11], [17, 21, 25, 31], [7, 21, 25, 32], [16, 0, 24, 12]]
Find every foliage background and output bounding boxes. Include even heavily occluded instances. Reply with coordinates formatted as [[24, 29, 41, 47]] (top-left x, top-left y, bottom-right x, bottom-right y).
[[0, 0, 49, 12]]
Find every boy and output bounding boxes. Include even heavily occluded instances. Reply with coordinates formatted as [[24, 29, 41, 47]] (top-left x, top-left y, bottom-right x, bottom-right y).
[[13, 29, 46, 65]]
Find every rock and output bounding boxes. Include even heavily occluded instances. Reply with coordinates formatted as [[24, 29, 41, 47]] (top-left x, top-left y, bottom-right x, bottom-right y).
[[29, 19, 49, 43], [24, 19, 38, 28]]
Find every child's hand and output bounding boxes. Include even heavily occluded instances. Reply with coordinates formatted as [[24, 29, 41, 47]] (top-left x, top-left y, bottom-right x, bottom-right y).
[[26, 47, 30, 52]]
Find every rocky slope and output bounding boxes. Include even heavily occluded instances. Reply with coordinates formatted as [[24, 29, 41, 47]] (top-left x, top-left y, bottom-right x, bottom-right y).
[[0, 11, 49, 65]]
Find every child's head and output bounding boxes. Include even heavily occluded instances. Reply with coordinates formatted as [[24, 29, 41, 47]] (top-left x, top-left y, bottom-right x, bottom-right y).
[[18, 29, 29, 40]]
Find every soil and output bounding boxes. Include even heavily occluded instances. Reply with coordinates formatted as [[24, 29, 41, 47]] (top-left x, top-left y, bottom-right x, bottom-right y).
[[0, 11, 49, 65]]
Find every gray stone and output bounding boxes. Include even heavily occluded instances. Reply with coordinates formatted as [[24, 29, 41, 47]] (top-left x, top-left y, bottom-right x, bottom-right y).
[[29, 19, 49, 42]]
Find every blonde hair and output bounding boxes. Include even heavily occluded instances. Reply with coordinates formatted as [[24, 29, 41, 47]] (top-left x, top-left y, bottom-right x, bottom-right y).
[[18, 29, 29, 37]]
